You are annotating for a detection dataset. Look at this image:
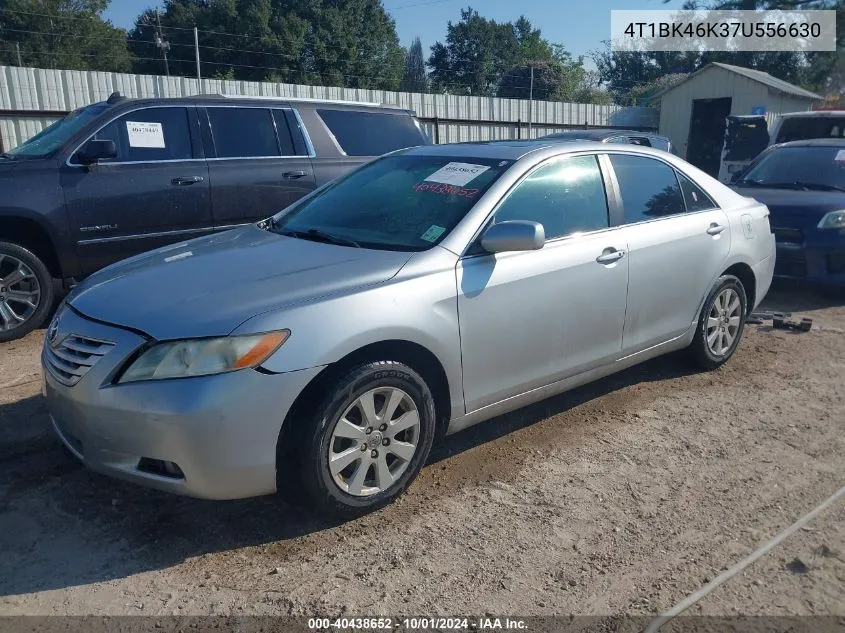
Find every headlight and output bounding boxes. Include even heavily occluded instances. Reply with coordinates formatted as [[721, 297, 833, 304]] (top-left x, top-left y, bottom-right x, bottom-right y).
[[118, 331, 289, 383], [818, 210, 845, 229]]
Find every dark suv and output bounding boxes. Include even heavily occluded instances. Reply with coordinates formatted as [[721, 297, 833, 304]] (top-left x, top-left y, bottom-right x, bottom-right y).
[[0, 93, 430, 341]]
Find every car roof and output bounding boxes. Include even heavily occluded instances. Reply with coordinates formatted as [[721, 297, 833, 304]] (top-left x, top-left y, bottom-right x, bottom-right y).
[[541, 129, 658, 140], [780, 110, 845, 118], [404, 139, 619, 160], [774, 138, 845, 148]]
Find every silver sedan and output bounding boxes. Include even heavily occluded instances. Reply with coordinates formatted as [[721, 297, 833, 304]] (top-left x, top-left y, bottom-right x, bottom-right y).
[[42, 141, 776, 516]]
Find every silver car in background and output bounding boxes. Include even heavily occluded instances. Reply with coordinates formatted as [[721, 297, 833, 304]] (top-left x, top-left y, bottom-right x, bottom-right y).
[[42, 141, 775, 517]]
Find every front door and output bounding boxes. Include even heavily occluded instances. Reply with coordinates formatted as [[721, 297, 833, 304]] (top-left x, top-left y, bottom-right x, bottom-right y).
[[604, 153, 731, 354], [61, 105, 212, 275], [202, 106, 317, 227], [457, 154, 628, 413]]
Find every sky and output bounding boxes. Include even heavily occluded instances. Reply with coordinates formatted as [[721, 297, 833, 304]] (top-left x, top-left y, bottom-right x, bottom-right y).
[[103, 0, 687, 70]]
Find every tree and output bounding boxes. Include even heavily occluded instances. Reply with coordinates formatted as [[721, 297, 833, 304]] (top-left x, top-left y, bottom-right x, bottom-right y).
[[427, 8, 523, 95], [401, 36, 427, 92], [0, 0, 132, 72], [128, 0, 405, 89], [427, 8, 608, 102]]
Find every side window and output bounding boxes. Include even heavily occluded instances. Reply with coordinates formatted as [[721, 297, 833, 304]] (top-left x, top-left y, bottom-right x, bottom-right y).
[[317, 109, 428, 156], [93, 107, 193, 162], [206, 107, 280, 158], [609, 154, 685, 223], [493, 155, 609, 240], [271, 110, 304, 156], [677, 171, 717, 212]]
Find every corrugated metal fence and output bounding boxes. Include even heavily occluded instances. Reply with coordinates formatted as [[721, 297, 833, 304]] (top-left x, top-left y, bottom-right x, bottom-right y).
[[0, 65, 657, 150]]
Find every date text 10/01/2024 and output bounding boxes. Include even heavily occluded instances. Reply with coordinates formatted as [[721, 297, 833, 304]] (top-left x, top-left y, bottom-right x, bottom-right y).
[[307, 617, 528, 630]]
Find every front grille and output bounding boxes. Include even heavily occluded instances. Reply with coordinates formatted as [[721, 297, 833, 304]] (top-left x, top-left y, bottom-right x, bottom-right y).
[[772, 227, 803, 244], [44, 334, 115, 386]]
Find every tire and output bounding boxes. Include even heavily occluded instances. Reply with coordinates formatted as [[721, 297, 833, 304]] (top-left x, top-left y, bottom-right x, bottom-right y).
[[0, 241, 54, 343], [689, 274, 747, 370], [297, 361, 436, 518]]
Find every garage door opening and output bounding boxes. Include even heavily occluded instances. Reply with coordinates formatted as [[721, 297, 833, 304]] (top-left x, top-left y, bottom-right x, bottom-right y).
[[686, 97, 732, 177]]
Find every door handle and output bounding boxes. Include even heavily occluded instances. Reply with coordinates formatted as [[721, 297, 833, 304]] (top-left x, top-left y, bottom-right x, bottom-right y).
[[171, 176, 204, 186], [282, 170, 307, 179], [596, 248, 626, 264], [706, 223, 726, 236]]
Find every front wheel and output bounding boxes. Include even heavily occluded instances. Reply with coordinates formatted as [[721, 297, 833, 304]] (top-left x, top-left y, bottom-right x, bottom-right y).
[[297, 361, 436, 518], [689, 274, 747, 370], [0, 242, 54, 343]]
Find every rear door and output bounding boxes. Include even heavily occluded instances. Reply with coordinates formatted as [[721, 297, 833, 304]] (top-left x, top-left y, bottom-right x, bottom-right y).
[[61, 105, 212, 275], [202, 105, 316, 228], [604, 153, 731, 354]]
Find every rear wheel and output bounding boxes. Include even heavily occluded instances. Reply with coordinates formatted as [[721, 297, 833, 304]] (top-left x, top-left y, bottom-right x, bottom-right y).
[[0, 242, 54, 343], [297, 361, 436, 518], [689, 274, 747, 369]]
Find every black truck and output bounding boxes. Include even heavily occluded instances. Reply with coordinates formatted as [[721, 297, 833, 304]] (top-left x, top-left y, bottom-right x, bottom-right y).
[[0, 93, 431, 341]]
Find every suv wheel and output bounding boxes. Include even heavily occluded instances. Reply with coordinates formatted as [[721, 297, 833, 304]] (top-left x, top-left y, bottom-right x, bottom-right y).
[[298, 361, 436, 518], [689, 274, 747, 370], [0, 242, 54, 343]]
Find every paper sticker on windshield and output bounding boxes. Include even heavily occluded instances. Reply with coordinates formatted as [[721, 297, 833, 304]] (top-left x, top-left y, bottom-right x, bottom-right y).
[[421, 225, 446, 242], [835, 150, 845, 162], [425, 162, 489, 186], [126, 121, 165, 148]]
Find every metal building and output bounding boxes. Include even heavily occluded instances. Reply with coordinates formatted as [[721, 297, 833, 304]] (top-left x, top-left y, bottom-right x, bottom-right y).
[[650, 62, 823, 176]]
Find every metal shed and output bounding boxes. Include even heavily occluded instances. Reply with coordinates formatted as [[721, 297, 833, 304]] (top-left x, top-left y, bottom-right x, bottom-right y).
[[650, 62, 822, 176]]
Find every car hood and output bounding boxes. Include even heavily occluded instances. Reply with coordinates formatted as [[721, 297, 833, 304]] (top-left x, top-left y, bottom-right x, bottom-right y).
[[730, 186, 845, 228], [69, 225, 413, 340]]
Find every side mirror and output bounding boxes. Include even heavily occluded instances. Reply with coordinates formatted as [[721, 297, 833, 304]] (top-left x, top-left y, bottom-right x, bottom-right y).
[[480, 220, 545, 254], [77, 139, 117, 165]]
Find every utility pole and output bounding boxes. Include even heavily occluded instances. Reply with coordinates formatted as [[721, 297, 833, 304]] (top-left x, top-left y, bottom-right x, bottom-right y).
[[155, 9, 171, 77], [194, 27, 202, 92], [528, 64, 534, 137], [15, 42, 22, 67]]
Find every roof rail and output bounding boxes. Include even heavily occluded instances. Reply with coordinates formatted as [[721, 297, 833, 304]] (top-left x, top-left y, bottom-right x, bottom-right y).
[[195, 93, 384, 107]]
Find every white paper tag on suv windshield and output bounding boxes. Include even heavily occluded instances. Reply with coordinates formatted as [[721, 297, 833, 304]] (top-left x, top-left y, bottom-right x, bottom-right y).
[[126, 121, 165, 148], [835, 150, 845, 162], [425, 162, 490, 186]]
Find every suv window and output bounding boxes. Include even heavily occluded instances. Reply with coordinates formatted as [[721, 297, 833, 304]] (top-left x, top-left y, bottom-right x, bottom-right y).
[[493, 155, 609, 240], [609, 154, 685, 222], [677, 172, 716, 212], [92, 107, 194, 162], [207, 107, 280, 158], [271, 110, 305, 156], [317, 109, 427, 156]]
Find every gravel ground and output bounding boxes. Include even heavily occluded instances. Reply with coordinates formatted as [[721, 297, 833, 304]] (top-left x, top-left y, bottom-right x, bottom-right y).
[[0, 282, 843, 620]]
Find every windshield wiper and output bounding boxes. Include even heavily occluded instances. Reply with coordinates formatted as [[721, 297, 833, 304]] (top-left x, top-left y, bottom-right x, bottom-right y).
[[734, 178, 765, 187], [0, 152, 15, 160], [278, 228, 361, 248]]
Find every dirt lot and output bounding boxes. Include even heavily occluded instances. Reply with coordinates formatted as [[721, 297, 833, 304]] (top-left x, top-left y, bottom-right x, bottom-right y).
[[0, 282, 843, 621]]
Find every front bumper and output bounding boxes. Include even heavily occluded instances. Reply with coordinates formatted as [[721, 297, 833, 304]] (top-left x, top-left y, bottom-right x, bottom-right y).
[[42, 304, 323, 500], [773, 228, 845, 287]]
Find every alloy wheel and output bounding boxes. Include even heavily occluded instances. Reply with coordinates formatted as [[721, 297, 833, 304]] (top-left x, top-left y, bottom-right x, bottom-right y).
[[706, 287, 742, 357], [0, 254, 41, 333], [328, 387, 421, 497]]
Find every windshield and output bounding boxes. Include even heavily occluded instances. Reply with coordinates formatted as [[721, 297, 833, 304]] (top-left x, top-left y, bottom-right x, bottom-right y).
[[738, 146, 845, 191], [5, 103, 111, 158], [270, 154, 513, 251]]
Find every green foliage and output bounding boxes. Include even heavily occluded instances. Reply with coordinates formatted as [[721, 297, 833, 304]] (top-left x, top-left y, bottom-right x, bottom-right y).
[[128, 0, 404, 89], [427, 7, 611, 103], [401, 36, 427, 93], [0, 0, 132, 72]]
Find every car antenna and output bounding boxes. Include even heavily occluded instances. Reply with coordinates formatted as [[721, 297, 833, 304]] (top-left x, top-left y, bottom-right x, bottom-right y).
[[106, 91, 124, 104]]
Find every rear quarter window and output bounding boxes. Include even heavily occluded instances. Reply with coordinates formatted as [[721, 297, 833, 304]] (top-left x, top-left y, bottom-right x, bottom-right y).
[[317, 109, 428, 157]]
